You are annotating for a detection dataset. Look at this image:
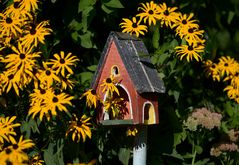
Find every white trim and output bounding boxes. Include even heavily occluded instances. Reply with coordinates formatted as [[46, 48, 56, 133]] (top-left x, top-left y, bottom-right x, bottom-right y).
[[117, 84, 133, 119], [142, 101, 155, 124], [103, 84, 133, 120]]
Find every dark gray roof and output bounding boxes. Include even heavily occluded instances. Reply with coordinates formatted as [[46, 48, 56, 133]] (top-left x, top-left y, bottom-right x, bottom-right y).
[[91, 31, 165, 94]]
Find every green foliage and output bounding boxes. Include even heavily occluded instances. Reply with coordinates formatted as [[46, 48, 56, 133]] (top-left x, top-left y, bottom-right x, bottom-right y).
[[1, 0, 239, 164]]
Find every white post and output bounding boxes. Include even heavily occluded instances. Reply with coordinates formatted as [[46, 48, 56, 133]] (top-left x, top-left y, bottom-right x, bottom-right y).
[[133, 126, 147, 165]]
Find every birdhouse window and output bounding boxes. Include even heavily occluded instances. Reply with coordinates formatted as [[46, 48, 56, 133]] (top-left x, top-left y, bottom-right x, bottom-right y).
[[111, 65, 119, 76], [143, 102, 155, 124], [103, 85, 132, 121]]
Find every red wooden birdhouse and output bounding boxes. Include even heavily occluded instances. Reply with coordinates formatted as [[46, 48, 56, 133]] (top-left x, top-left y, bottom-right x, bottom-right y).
[[91, 32, 165, 125]]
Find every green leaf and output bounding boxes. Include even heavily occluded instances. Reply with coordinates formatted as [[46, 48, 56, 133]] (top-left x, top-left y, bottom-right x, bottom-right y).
[[118, 148, 131, 165], [79, 31, 95, 48], [87, 65, 98, 72], [168, 90, 180, 103], [152, 27, 160, 49], [194, 158, 210, 165], [78, 0, 97, 12], [174, 131, 187, 147], [79, 72, 94, 83], [104, 0, 124, 8], [163, 149, 184, 160], [20, 117, 40, 139], [221, 121, 229, 132], [44, 143, 56, 165], [44, 140, 64, 165], [69, 19, 83, 31], [228, 11, 235, 25], [195, 145, 203, 154], [101, 4, 113, 14], [81, 6, 95, 32], [224, 101, 234, 117]]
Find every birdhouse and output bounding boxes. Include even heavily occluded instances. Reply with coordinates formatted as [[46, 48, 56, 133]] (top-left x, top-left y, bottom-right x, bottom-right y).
[[91, 32, 165, 126]]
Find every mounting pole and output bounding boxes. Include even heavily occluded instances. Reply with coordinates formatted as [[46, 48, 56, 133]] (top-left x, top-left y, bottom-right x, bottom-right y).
[[133, 125, 147, 165]]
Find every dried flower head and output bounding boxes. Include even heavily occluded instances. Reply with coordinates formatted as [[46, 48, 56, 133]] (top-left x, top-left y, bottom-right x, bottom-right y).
[[183, 116, 198, 131], [184, 107, 222, 131], [228, 129, 239, 142], [210, 142, 239, 157]]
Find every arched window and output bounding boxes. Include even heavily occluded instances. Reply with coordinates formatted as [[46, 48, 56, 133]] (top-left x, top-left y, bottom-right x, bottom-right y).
[[143, 102, 155, 124], [111, 65, 119, 76], [103, 85, 132, 120]]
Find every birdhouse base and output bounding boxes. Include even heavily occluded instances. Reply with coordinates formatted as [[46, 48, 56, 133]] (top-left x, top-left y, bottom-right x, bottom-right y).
[[101, 119, 134, 126]]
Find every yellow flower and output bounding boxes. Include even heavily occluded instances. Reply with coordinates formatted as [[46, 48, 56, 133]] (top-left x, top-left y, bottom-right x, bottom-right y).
[[47, 51, 79, 77], [126, 127, 138, 136], [173, 13, 199, 35], [157, 2, 179, 28], [203, 60, 221, 81], [29, 90, 73, 121], [175, 44, 204, 62], [9, 135, 35, 151], [137, 1, 161, 26], [1, 70, 22, 96], [20, 20, 52, 49], [5, 1, 32, 18], [0, 116, 20, 144], [100, 76, 119, 97], [38, 62, 60, 88], [224, 85, 239, 100], [218, 56, 238, 77], [0, 147, 29, 165], [29, 87, 54, 106], [65, 114, 92, 143], [0, 13, 24, 37], [80, 89, 100, 108], [19, 0, 39, 12], [103, 97, 124, 119], [2, 43, 41, 85], [60, 74, 75, 90], [120, 17, 148, 37], [29, 155, 44, 165], [179, 28, 204, 45]]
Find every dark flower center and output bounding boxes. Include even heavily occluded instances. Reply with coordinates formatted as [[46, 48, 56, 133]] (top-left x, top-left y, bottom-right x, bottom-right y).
[[164, 10, 169, 16], [6, 17, 13, 24], [188, 45, 194, 51], [30, 28, 36, 35], [6, 160, 12, 165], [224, 63, 229, 67], [32, 68, 37, 75], [5, 148, 12, 154], [45, 70, 51, 76], [19, 53, 25, 59], [12, 144, 18, 149], [40, 89, 46, 94], [148, 10, 154, 15], [60, 58, 65, 64], [182, 19, 187, 24], [62, 77, 67, 82], [188, 28, 194, 33], [91, 89, 96, 95], [77, 121, 82, 126], [8, 74, 14, 80], [106, 78, 112, 83], [211, 64, 216, 69], [52, 96, 58, 103], [132, 23, 138, 28], [13, 2, 20, 9]]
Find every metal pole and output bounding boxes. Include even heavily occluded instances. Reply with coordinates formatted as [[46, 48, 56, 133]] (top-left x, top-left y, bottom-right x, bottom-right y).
[[133, 125, 147, 165]]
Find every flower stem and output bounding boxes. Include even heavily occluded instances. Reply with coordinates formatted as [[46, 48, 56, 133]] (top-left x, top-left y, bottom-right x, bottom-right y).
[[191, 150, 197, 165]]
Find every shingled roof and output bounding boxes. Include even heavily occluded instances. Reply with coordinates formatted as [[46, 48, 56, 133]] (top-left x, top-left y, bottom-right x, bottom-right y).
[[91, 31, 165, 94]]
